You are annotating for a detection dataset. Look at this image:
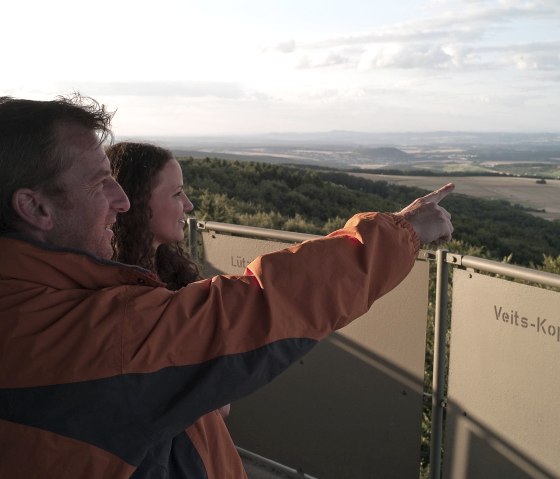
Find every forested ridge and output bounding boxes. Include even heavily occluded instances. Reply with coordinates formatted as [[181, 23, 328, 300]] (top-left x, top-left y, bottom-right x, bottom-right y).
[[180, 157, 560, 268]]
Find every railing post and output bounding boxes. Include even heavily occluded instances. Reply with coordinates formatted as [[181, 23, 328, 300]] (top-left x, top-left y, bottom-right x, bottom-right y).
[[430, 249, 449, 479], [187, 217, 198, 260]]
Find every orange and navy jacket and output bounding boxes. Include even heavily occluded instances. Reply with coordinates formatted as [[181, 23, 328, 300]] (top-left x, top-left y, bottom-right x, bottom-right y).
[[0, 212, 420, 478]]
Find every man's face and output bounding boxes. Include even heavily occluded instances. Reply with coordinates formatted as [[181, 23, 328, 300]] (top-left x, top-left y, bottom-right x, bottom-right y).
[[45, 125, 130, 259]]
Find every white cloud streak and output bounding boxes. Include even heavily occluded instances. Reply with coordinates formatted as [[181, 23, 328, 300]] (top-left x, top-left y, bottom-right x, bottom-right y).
[[53, 81, 250, 99]]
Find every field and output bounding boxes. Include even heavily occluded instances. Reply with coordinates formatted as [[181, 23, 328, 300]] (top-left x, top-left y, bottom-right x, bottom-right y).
[[351, 173, 560, 221]]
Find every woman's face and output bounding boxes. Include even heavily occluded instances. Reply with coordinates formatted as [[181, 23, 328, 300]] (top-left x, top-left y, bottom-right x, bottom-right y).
[[148, 158, 193, 249]]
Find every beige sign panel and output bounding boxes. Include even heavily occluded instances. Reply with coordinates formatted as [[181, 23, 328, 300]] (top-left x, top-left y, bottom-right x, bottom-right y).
[[201, 231, 429, 478], [444, 269, 560, 479]]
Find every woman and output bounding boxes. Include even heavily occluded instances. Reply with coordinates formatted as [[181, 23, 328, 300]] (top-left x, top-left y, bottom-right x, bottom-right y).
[[107, 142, 236, 477], [108, 142, 200, 290]]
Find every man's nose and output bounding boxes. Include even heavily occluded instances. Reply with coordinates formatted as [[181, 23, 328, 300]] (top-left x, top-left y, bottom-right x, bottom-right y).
[[112, 180, 130, 212]]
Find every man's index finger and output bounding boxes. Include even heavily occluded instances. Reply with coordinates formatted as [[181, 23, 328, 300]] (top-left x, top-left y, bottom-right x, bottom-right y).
[[422, 183, 455, 204]]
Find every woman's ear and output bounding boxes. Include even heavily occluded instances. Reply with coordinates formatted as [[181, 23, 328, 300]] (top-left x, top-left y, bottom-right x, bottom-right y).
[[12, 188, 55, 232]]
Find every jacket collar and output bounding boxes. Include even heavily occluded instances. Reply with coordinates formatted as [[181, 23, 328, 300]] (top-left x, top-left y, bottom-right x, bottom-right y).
[[0, 234, 164, 290]]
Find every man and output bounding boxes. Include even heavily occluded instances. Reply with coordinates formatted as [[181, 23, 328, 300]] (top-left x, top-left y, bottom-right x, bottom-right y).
[[0, 94, 454, 478]]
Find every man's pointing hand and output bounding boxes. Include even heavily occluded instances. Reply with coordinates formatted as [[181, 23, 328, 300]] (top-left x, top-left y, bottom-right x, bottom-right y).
[[397, 183, 455, 245]]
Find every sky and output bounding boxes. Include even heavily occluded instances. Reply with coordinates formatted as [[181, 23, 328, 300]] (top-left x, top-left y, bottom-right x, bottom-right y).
[[2, 0, 560, 136]]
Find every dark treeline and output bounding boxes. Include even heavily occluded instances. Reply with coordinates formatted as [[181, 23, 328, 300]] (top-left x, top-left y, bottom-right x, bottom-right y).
[[286, 163, 511, 177], [291, 163, 557, 180], [347, 168, 511, 177], [181, 157, 560, 267]]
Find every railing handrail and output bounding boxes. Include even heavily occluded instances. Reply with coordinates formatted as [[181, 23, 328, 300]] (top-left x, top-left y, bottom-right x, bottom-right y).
[[236, 447, 319, 479], [446, 253, 560, 288], [197, 219, 560, 287], [198, 220, 321, 242]]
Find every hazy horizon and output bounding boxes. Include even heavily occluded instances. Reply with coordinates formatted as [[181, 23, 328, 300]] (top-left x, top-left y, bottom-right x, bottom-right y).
[[118, 130, 560, 147]]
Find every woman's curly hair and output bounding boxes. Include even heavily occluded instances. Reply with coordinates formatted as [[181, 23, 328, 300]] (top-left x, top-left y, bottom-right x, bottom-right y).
[[107, 142, 201, 290]]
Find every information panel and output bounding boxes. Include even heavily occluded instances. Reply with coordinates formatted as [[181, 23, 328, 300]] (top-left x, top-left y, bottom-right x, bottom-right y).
[[201, 230, 429, 479], [444, 269, 560, 479]]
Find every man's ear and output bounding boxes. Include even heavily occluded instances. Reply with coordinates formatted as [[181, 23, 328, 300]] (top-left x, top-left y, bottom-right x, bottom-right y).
[[12, 188, 55, 232]]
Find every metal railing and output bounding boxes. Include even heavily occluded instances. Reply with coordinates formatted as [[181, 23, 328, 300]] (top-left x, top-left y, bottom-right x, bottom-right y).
[[188, 219, 560, 479]]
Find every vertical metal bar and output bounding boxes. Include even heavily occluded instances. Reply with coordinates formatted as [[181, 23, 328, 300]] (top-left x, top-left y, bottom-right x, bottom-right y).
[[187, 217, 198, 259], [429, 249, 448, 479]]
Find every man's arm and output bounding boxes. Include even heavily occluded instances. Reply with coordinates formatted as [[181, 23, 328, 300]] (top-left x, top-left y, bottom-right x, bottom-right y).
[[121, 185, 454, 428]]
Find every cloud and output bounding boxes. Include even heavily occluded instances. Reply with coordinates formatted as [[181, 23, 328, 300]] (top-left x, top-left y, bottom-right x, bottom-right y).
[[353, 39, 560, 73], [359, 44, 456, 70], [477, 41, 560, 71], [295, 51, 350, 69], [276, 39, 296, 53], [513, 52, 560, 71]]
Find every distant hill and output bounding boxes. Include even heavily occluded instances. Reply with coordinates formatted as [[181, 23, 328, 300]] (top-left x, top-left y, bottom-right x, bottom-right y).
[[354, 146, 414, 163], [171, 149, 317, 166]]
